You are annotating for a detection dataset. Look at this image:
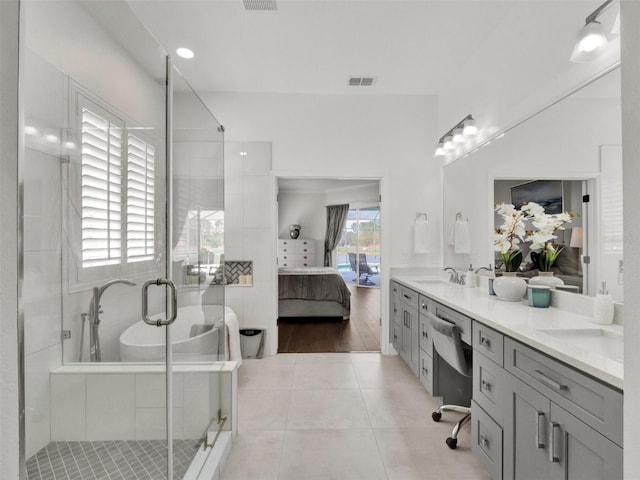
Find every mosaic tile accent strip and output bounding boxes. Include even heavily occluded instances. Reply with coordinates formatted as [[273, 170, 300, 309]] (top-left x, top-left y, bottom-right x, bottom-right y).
[[26, 439, 199, 480], [224, 261, 253, 284]]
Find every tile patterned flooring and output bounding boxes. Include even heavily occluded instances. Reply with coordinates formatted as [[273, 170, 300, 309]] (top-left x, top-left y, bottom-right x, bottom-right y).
[[221, 352, 492, 480], [26, 439, 198, 480]]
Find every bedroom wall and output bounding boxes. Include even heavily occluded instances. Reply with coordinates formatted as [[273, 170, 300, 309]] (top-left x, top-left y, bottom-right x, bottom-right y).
[[277, 191, 325, 266], [277, 182, 381, 268]]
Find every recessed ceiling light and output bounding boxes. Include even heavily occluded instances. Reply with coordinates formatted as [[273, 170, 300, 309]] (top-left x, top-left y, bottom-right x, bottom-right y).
[[176, 48, 194, 59]]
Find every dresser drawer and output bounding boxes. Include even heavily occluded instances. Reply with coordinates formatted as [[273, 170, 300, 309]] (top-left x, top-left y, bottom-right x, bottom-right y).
[[473, 322, 504, 367], [432, 301, 471, 345], [398, 285, 419, 311], [471, 400, 503, 480], [473, 351, 505, 426], [419, 348, 433, 394], [293, 243, 314, 254], [505, 337, 623, 446]]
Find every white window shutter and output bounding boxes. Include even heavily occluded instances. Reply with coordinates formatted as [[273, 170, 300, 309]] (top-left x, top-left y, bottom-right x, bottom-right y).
[[127, 133, 155, 263], [81, 108, 123, 267]]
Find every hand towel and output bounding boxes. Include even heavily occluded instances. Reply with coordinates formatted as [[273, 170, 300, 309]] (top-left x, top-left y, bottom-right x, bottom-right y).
[[447, 222, 455, 246], [414, 220, 430, 254], [454, 219, 471, 254]]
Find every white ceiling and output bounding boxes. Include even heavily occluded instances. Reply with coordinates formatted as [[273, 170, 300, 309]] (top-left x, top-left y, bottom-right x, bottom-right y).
[[127, 0, 613, 97]]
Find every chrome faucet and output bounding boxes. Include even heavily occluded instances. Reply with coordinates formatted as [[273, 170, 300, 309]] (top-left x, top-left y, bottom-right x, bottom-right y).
[[443, 267, 459, 284], [85, 279, 136, 362], [475, 264, 493, 275]]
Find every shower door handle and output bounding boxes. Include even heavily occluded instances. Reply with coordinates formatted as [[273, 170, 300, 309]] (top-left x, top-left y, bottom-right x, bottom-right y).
[[142, 278, 178, 326]]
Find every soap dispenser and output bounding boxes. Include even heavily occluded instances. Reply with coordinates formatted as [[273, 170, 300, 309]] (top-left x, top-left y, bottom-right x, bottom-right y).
[[465, 264, 476, 288], [592, 282, 614, 325]]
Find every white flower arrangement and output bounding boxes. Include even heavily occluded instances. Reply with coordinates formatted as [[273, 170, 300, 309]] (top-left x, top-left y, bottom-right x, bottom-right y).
[[494, 201, 574, 272], [494, 203, 526, 272]]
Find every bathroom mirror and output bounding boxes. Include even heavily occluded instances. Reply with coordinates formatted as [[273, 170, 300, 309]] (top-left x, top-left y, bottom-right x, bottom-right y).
[[443, 66, 622, 302]]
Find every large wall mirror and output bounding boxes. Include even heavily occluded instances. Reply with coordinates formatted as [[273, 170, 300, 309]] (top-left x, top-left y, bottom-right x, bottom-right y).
[[443, 66, 622, 302]]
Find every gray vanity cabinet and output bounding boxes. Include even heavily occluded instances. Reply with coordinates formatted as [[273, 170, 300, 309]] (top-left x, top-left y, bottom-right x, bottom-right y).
[[503, 371, 622, 480], [390, 281, 419, 375]]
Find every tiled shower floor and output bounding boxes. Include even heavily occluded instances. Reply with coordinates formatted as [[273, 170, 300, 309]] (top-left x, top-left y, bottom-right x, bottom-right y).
[[26, 439, 199, 480]]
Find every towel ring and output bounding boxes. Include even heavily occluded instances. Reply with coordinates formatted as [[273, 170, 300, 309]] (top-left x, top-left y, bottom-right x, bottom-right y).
[[415, 212, 428, 222]]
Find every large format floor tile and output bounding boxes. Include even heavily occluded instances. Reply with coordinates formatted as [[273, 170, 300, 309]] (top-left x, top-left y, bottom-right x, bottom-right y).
[[278, 429, 388, 480], [222, 352, 491, 480]]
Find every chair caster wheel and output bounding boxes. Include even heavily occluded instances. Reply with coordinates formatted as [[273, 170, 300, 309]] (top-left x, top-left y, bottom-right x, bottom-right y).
[[432, 411, 442, 422], [446, 437, 458, 449]]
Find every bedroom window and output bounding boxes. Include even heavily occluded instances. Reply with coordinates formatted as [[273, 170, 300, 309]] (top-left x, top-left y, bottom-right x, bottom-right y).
[[80, 97, 156, 269]]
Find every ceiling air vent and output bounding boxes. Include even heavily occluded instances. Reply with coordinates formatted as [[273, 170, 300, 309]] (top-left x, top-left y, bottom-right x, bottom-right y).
[[348, 76, 377, 87], [243, 0, 277, 11]]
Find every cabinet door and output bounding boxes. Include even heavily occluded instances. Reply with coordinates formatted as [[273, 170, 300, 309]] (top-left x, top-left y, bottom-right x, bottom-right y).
[[390, 282, 400, 344], [503, 373, 551, 480], [392, 320, 402, 355], [549, 403, 623, 480], [401, 306, 419, 375]]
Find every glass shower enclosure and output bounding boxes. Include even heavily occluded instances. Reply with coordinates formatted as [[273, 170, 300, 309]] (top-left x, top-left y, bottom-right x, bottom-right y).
[[21, 1, 229, 479]]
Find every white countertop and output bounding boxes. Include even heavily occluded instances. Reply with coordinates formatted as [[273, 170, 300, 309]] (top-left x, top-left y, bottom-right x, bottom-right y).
[[392, 275, 623, 390]]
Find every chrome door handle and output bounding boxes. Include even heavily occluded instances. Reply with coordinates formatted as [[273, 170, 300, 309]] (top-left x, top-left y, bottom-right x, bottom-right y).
[[536, 411, 545, 449], [549, 422, 561, 463], [142, 278, 178, 326], [535, 370, 568, 391]]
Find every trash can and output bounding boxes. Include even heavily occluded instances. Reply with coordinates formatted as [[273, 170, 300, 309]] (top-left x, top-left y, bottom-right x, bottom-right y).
[[239, 328, 265, 359]]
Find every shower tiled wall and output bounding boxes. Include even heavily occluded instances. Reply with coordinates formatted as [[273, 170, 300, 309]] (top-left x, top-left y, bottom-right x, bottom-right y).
[[223, 142, 274, 353]]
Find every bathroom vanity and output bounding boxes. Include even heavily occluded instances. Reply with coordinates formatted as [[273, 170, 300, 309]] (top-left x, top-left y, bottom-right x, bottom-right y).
[[390, 276, 623, 480]]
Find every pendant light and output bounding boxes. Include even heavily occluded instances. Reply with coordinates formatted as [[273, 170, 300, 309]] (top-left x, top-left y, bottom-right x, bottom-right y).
[[569, 0, 616, 63]]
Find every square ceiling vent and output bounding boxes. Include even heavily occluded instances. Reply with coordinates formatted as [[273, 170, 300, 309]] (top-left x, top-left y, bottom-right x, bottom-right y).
[[348, 76, 377, 87], [243, 0, 277, 11]]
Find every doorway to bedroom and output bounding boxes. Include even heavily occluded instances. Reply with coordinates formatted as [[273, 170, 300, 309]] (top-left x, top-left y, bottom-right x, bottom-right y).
[[276, 178, 382, 353]]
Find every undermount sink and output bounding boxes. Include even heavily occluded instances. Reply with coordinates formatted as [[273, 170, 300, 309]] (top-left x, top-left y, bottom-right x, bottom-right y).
[[537, 328, 623, 363]]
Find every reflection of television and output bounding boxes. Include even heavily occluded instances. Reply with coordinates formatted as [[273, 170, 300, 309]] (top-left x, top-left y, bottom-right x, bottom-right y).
[[511, 180, 563, 214]]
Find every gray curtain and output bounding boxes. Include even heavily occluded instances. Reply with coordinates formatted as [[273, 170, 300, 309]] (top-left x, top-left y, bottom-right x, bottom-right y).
[[324, 204, 350, 267]]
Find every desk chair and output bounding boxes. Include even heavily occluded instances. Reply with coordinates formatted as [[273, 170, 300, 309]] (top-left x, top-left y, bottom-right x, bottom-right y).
[[428, 312, 473, 449], [348, 252, 377, 285]]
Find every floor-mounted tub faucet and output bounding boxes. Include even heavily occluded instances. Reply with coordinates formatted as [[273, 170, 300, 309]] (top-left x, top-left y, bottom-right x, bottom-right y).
[[85, 279, 136, 362]]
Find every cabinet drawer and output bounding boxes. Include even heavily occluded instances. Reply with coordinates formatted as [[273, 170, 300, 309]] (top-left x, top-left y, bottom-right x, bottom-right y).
[[418, 294, 430, 315], [505, 337, 623, 446], [398, 285, 419, 311], [432, 301, 471, 345], [418, 314, 433, 353], [419, 348, 433, 394], [473, 322, 504, 367], [471, 400, 503, 480], [473, 351, 504, 426]]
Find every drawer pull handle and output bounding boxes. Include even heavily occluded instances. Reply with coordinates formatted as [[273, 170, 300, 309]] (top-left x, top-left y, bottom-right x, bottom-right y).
[[481, 380, 492, 392], [549, 422, 561, 463], [421, 303, 427, 310], [480, 436, 490, 448], [422, 330, 429, 339], [422, 367, 429, 376], [534, 370, 568, 391], [403, 294, 412, 300], [536, 411, 545, 449], [480, 336, 491, 348]]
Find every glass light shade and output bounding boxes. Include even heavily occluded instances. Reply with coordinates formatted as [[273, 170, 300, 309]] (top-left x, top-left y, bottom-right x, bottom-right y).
[[463, 119, 478, 136], [443, 135, 454, 150], [434, 143, 445, 157], [570, 21, 608, 62], [570, 227, 584, 248], [452, 127, 464, 143]]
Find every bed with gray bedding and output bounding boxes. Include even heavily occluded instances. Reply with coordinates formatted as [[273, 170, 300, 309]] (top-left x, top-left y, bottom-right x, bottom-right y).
[[278, 267, 351, 320]]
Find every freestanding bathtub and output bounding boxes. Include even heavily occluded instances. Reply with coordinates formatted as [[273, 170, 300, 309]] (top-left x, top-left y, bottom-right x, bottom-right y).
[[120, 304, 236, 362]]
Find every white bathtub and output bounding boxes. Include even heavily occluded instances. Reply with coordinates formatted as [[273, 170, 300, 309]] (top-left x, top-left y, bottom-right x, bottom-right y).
[[120, 304, 235, 362]]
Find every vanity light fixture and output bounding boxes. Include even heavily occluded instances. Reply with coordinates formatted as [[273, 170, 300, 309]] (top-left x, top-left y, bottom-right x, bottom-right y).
[[176, 47, 195, 59], [434, 114, 479, 158], [570, 0, 616, 63]]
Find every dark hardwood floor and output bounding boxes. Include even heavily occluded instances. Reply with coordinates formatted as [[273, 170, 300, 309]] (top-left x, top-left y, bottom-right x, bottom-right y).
[[277, 285, 381, 353]]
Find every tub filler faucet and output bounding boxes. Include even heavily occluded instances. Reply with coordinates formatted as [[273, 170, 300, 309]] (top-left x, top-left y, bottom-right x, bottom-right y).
[[81, 279, 136, 362]]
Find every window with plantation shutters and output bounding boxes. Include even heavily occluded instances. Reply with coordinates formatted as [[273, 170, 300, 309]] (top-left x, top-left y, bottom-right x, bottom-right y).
[[79, 94, 157, 270], [81, 107, 124, 268], [127, 134, 155, 263]]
